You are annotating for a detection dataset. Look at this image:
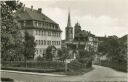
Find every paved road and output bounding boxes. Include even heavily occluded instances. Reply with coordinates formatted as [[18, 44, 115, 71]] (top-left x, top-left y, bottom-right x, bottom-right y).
[[1, 65, 128, 82]]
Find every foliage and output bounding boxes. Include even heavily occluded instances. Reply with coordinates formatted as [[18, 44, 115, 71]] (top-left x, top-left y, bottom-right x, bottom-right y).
[[44, 46, 54, 61], [1, 1, 24, 61], [23, 31, 36, 60], [98, 36, 126, 60], [77, 50, 93, 66], [1, 78, 14, 82], [36, 55, 44, 61], [98, 35, 127, 72], [68, 59, 85, 71], [58, 47, 69, 61]]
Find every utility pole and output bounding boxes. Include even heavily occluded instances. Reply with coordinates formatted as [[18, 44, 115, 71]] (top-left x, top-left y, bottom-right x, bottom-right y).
[[65, 61, 68, 72]]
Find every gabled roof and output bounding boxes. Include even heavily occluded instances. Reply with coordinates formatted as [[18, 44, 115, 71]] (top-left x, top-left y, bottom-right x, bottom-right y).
[[15, 7, 57, 24]]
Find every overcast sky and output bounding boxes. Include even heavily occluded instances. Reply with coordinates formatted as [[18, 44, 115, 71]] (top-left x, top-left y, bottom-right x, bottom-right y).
[[21, 0, 128, 39]]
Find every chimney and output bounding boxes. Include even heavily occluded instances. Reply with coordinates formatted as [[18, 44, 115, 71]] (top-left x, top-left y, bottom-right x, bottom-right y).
[[31, 5, 33, 10], [38, 8, 42, 13]]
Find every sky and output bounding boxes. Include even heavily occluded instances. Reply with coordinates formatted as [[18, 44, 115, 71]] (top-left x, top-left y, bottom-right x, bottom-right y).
[[21, 0, 128, 39]]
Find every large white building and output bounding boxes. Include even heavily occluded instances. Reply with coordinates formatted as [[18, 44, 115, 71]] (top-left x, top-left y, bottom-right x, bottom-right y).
[[16, 6, 62, 58]]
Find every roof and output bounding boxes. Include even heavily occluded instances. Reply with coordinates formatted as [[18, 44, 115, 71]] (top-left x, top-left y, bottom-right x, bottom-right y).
[[97, 36, 107, 41], [15, 7, 57, 24], [119, 34, 128, 43]]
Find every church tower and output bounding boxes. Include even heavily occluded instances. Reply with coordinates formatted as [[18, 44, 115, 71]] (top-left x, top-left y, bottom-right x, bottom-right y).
[[65, 11, 73, 41], [74, 22, 81, 39]]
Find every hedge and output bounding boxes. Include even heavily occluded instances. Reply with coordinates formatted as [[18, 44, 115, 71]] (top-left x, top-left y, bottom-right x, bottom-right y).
[[1, 61, 65, 72], [99, 60, 127, 72]]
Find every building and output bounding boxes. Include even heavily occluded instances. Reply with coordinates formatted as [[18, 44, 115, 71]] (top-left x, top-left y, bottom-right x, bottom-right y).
[[65, 11, 73, 42], [15, 5, 62, 58], [62, 10, 99, 62]]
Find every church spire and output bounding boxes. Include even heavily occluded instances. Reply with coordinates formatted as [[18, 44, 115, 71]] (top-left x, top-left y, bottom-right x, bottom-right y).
[[67, 10, 71, 27]]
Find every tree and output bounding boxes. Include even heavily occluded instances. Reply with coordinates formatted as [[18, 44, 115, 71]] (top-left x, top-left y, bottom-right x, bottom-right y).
[[98, 36, 120, 59], [45, 46, 53, 61], [77, 50, 93, 68], [58, 47, 69, 62], [1, 1, 24, 61], [23, 31, 36, 61], [36, 55, 44, 61], [98, 35, 127, 71]]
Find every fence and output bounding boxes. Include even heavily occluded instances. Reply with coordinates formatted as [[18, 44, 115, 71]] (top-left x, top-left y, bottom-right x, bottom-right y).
[[1, 61, 66, 72]]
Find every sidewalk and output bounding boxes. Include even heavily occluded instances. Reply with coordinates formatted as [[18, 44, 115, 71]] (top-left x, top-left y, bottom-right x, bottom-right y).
[[1, 70, 67, 77]]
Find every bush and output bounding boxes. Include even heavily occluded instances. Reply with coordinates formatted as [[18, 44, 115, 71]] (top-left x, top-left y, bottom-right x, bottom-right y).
[[36, 56, 44, 61], [68, 59, 86, 71], [1, 78, 14, 82], [99, 60, 127, 72]]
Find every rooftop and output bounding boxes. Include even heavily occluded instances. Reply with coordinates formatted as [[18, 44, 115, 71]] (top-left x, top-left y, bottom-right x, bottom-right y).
[[15, 6, 57, 24]]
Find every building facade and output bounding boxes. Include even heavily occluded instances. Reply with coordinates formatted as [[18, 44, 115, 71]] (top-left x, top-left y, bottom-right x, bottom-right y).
[[16, 6, 62, 58]]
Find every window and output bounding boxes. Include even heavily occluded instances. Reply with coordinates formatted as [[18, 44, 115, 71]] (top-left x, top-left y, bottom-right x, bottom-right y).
[[48, 31, 50, 36], [41, 40, 43, 45], [40, 49, 42, 53], [44, 40, 46, 45], [47, 41, 49, 45], [52, 41, 54, 45], [35, 21, 38, 27], [44, 31, 45, 35], [55, 33, 56, 36], [36, 30, 38, 35], [39, 40, 40, 45], [37, 21, 38, 27], [39, 31, 40, 35], [53, 41, 55, 45], [56, 41, 57, 45], [42, 31, 43, 35], [39, 22, 41, 27], [59, 33, 60, 37], [54, 41, 55, 45], [36, 30, 40, 35], [59, 41, 61, 45]]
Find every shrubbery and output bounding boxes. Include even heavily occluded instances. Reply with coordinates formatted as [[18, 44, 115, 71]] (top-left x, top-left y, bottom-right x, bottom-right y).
[[68, 59, 86, 71], [1, 78, 14, 82], [99, 60, 127, 72], [67, 59, 93, 75]]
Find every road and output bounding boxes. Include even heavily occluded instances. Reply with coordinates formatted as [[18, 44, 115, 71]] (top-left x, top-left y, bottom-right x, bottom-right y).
[[1, 65, 128, 82]]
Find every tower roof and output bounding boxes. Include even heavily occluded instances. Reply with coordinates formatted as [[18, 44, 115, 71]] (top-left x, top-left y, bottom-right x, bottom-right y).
[[67, 10, 71, 27]]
